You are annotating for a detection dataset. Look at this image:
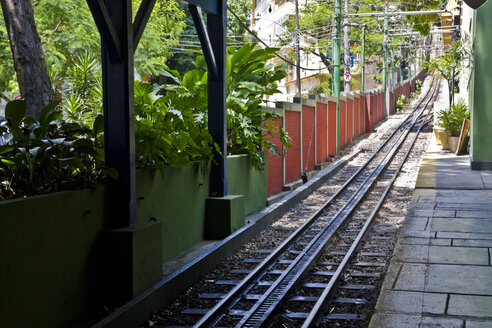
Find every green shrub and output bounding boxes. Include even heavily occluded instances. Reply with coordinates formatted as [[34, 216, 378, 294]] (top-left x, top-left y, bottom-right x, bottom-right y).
[[396, 95, 406, 111], [0, 100, 112, 199], [308, 81, 331, 95], [160, 43, 290, 169], [436, 101, 470, 137], [134, 80, 215, 168]]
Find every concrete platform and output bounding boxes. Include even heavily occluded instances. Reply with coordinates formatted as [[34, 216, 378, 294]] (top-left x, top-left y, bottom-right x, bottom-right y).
[[369, 139, 492, 327]]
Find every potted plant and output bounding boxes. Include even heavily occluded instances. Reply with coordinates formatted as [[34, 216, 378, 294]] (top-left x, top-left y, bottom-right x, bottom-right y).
[[436, 101, 470, 152]]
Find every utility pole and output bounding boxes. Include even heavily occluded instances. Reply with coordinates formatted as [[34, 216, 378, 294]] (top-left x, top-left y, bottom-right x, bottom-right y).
[[390, 36, 395, 111], [295, 0, 301, 97], [408, 37, 412, 80], [361, 25, 366, 92], [343, 0, 351, 91], [333, 0, 341, 153], [383, 5, 388, 117], [400, 44, 404, 85]]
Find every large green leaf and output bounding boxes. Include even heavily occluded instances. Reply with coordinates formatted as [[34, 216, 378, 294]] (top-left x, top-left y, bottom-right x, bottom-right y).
[[5, 100, 26, 127], [39, 101, 61, 125]]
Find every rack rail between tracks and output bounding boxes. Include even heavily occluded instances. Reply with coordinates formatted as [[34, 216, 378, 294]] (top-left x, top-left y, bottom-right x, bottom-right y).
[[192, 77, 439, 328]]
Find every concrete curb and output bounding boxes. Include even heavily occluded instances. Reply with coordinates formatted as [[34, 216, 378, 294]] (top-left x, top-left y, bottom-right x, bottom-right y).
[[93, 149, 361, 328]]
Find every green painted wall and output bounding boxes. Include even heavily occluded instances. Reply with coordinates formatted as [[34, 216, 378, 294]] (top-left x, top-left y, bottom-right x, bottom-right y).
[[136, 163, 210, 263], [0, 188, 105, 328], [470, 3, 492, 163], [0, 155, 268, 327], [227, 154, 268, 216]]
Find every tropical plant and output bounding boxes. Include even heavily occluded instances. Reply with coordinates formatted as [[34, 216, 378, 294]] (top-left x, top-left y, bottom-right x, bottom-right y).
[[424, 41, 469, 107], [0, 0, 186, 93], [133, 80, 215, 168], [61, 52, 102, 126], [0, 100, 111, 200], [436, 101, 470, 137], [162, 44, 290, 169], [396, 95, 406, 111], [308, 81, 331, 95], [415, 79, 423, 94]]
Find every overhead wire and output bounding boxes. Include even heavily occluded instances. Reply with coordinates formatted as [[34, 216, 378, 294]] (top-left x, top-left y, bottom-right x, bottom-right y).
[[226, 5, 327, 72]]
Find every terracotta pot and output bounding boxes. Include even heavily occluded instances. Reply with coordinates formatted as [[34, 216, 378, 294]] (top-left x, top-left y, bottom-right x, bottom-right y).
[[447, 136, 459, 153], [435, 130, 449, 149], [433, 128, 446, 146]]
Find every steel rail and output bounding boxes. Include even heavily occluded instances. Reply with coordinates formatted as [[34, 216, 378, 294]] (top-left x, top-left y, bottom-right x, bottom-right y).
[[301, 79, 439, 327], [193, 102, 418, 327], [237, 80, 437, 327], [193, 77, 436, 328]]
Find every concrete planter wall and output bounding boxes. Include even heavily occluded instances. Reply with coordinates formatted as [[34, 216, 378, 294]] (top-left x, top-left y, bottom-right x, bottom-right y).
[[227, 153, 268, 216], [0, 155, 267, 327], [0, 188, 106, 328], [136, 162, 210, 263]]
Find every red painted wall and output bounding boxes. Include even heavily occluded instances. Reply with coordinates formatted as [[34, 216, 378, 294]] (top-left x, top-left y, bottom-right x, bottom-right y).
[[328, 100, 337, 157], [302, 105, 316, 173], [378, 91, 383, 122], [354, 96, 360, 138], [347, 98, 353, 143], [340, 100, 346, 148], [316, 102, 327, 164], [365, 93, 372, 133], [284, 110, 301, 184], [360, 95, 365, 135], [265, 70, 429, 197], [267, 117, 283, 196]]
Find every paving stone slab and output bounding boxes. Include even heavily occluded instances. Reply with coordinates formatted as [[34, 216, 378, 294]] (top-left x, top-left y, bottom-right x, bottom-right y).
[[436, 203, 492, 211], [435, 196, 492, 205], [448, 294, 492, 318], [402, 230, 434, 238], [430, 239, 452, 246], [392, 263, 427, 291], [426, 264, 492, 295], [393, 244, 429, 263], [408, 209, 434, 217], [428, 246, 489, 265], [455, 210, 492, 219], [436, 168, 486, 188], [418, 316, 464, 328], [369, 313, 464, 328], [433, 209, 455, 217], [436, 232, 492, 240], [452, 239, 492, 247], [375, 290, 446, 315], [403, 217, 430, 232], [431, 218, 492, 234], [399, 237, 431, 245], [481, 173, 492, 189], [420, 316, 464, 328], [413, 189, 436, 201], [369, 313, 421, 328], [436, 189, 492, 198], [466, 319, 492, 328]]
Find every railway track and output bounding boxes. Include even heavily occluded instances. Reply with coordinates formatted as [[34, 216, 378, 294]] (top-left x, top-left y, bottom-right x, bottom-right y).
[[145, 77, 440, 328]]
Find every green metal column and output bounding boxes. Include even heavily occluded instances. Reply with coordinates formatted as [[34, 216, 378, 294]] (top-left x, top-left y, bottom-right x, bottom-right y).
[[361, 25, 366, 92], [333, 0, 341, 153], [400, 44, 404, 85], [383, 6, 388, 117], [408, 38, 412, 80], [390, 37, 395, 112]]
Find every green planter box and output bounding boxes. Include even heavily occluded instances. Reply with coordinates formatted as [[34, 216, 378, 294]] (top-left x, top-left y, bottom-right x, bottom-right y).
[[0, 154, 268, 327]]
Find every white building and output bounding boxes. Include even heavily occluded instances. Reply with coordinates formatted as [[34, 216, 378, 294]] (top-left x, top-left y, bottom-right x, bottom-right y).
[[252, 0, 331, 101]]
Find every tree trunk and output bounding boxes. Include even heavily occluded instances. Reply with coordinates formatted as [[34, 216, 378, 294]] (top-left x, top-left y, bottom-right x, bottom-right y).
[[1, 0, 52, 119], [448, 80, 453, 108]]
